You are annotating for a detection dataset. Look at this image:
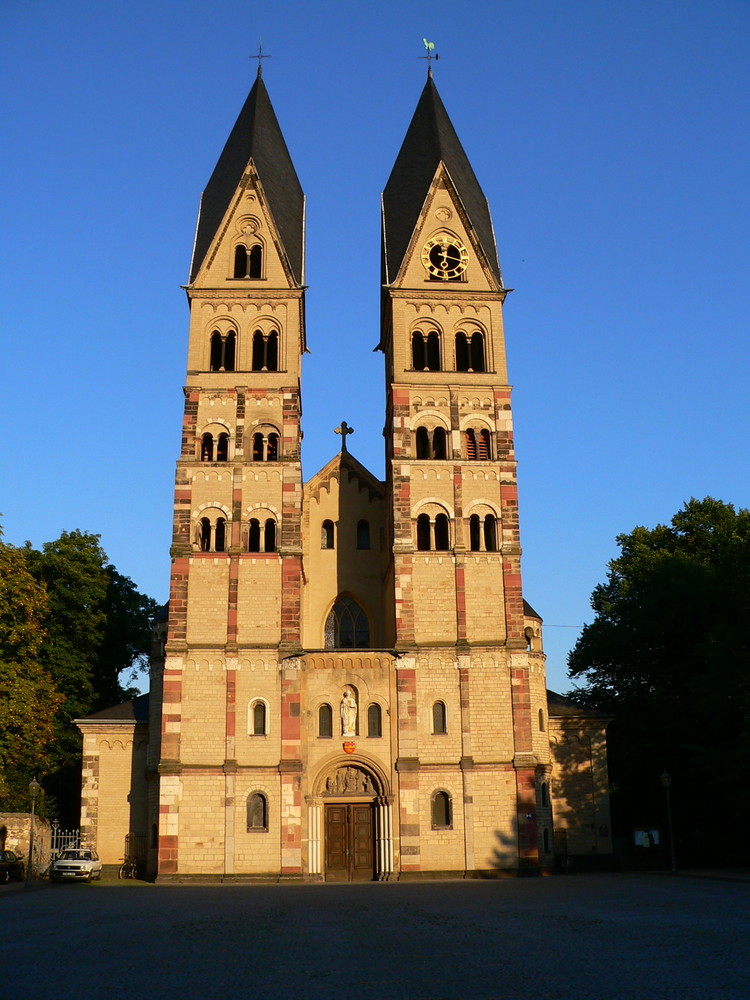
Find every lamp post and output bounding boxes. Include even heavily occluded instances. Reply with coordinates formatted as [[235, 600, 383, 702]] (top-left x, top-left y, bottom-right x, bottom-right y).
[[25, 778, 41, 891], [660, 770, 677, 873]]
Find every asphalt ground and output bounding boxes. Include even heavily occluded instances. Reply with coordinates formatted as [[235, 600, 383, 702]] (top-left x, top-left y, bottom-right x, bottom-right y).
[[5, 873, 749, 999]]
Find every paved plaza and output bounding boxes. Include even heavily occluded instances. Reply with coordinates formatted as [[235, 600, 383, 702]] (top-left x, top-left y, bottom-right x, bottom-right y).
[[5, 873, 749, 999]]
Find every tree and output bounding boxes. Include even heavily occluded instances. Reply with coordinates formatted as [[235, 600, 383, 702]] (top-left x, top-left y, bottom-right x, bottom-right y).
[[0, 530, 63, 808], [20, 530, 160, 822], [568, 498, 750, 866], [0, 527, 159, 821]]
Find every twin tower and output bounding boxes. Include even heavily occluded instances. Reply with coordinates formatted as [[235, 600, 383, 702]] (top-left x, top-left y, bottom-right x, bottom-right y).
[[152, 68, 557, 879]]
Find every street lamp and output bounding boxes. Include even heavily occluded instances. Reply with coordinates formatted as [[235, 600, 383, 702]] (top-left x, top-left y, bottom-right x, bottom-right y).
[[660, 770, 677, 873], [25, 778, 41, 891]]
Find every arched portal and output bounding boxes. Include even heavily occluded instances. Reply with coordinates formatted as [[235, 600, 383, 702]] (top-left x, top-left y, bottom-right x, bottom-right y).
[[308, 758, 394, 882]]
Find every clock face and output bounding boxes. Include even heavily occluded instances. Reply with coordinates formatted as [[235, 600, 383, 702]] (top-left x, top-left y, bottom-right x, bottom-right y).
[[421, 235, 469, 280]]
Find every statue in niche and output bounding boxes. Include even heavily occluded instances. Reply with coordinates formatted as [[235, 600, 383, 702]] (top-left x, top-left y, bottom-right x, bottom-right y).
[[340, 686, 357, 736]]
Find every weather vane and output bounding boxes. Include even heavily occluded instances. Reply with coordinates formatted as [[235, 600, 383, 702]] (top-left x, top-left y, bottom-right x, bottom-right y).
[[420, 38, 439, 73], [334, 421, 354, 452], [251, 40, 271, 77]]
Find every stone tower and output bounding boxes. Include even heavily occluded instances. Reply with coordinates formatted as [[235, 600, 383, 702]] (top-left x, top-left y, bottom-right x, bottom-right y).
[[379, 71, 549, 872], [157, 69, 307, 877]]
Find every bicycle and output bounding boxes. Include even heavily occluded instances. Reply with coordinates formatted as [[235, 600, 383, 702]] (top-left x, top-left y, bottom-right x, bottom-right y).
[[118, 856, 139, 879]]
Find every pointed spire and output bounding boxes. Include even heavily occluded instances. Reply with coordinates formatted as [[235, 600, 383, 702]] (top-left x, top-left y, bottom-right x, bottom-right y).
[[382, 75, 501, 286], [190, 73, 304, 284]]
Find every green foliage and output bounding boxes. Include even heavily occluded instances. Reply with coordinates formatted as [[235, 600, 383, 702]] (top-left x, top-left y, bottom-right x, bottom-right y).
[[0, 525, 158, 820], [0, 536, 63, 807], [568, 498, 750, 864]]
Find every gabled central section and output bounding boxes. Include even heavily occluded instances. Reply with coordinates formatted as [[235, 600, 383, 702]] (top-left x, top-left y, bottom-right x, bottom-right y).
[[301, 450, 390, 650]]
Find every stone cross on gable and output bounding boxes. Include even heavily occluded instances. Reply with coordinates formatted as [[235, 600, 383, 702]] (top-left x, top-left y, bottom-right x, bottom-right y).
[[334, 421, 354, 452]]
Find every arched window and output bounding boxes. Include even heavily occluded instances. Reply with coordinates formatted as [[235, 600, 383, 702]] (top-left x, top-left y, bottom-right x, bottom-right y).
[[234, 243, 263, 280], [234, 244, 248, 279], [367, 703, 382, 738], [198, 513, 229, 553], [456, 331, 486, 372], [251, 701, 267, 735], [465, 429, 477, 460], [224, 332, 236, 371], [538, 708, 546, 732], [214, 518, 226, 553], [248, 244, 263, 279], [264, 518, 276, 553], [248, 518, 261, 552], [321, 520, 335, 549], [247, 792, 268, 832], [411, 332, 426, 371], [484, 514, 497, 552], [216, 433, 229, 462], [434, 513, 450, 551], [251, 429, 280, 462], [432, 427, 447, 459], [478, 429, 491, 460], [210, 331, 223, 371], [356, 520, 370, 550], [431, 791, 452, 829], [432, 701, 447, 734], [248, 516, 277, 553], [469, 514, 481, 552], [200, 433, 214, 462], [200, 517, 211, 552], [318, 703, 333, 738], [416, 513, 431, 551], [525, 627, 534, 651], [251, 330, 279, 372], [209, 330, 236, 372], [411, 330, 441, 371], [416, 509, 451, 551], [416, 426, 447, 459], [426, 331, 441, 371], [324, 596, 369, 649], [456, 331, 470, 372], [470, 332, 486, 372]]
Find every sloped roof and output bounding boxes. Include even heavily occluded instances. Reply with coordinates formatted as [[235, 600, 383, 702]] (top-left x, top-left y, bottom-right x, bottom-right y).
[[189, 70, 304, 285], [547, 690, 611, 720], [523, 599, 543, 622], [382, 73, 501, 286], [76, 693, 150, 724], [306, 449, 385, 504]]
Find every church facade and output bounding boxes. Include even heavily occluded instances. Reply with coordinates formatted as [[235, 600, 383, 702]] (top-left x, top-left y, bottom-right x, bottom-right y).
[[78, 69, 612, 879]]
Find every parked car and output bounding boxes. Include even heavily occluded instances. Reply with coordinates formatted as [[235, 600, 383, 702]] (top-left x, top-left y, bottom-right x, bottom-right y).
[[0, 850, 25, 883], [49, 848, 102, 882]]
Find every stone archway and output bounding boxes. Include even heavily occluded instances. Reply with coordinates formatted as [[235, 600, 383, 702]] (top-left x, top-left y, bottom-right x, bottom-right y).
[[307, 758, 394, 881]]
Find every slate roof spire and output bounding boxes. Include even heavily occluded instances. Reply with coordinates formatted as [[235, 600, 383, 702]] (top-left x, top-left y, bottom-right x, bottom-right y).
[[382, 74, 501, 286], [189, 70, 304, 285]]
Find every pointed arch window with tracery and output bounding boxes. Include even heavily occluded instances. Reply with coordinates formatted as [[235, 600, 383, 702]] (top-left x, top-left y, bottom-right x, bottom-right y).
[[324, 596, 370, 649]]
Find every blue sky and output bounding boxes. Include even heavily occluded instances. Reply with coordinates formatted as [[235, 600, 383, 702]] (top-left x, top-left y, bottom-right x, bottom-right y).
[[2, 1, 749, 692]]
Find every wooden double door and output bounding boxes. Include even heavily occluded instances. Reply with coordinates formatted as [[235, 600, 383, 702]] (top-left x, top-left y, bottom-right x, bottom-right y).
[[324, 803, 374, 881]]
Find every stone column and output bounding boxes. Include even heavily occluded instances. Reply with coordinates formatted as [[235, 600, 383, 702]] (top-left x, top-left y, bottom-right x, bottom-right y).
[[306, 798, 323, 876], [376, 795, 395, 880]]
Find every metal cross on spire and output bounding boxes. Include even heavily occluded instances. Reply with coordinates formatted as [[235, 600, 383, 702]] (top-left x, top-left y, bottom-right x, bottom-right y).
[[251, 40, 272, 78], [419, 38, 439, 75], [334, 421, 355, 452]]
